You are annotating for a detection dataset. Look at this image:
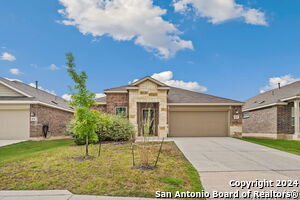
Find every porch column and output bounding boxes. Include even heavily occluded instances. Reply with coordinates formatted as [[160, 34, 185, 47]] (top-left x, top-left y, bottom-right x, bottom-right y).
[[294, 100, 300, 138]]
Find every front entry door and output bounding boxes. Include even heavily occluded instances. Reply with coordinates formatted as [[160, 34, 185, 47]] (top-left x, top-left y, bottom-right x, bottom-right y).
[[137, 103, 159, 136], [142, 108, 155, 136]]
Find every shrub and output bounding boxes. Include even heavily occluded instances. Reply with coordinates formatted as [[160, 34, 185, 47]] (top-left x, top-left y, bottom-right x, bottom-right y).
[[68, 112, 135, 144], [67, 109, 100, 145], [97, 113, 135, 141]]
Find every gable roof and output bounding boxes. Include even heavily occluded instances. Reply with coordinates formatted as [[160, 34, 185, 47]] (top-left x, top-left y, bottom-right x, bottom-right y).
[[97, 77, 242, 105], [130, 76, 168, 87], [0, 78, 74, 112], [244, 80, 300, 111]]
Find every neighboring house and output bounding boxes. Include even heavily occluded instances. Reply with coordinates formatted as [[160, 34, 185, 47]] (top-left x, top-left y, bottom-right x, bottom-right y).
[[243, 81, 300, 140], [0, 77, 74, 140], [93, 76, 243, 137]]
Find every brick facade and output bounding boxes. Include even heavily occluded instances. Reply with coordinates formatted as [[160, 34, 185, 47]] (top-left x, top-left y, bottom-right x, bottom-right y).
[[243, 106, 277, 134], [277, 103, 294, 134], [91, 104, 107, 113], [30, 104, 73, 137], [243, 104, 294, 135], [106, 93, 129, 115]]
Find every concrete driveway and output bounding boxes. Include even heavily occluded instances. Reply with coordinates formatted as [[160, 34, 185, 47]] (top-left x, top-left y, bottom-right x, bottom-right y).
[[0, 140, 26, 147], [174, 137, 300, 192]]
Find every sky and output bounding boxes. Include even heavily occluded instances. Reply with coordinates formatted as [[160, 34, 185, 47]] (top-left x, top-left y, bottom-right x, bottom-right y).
[[0, 0, 300, 101]]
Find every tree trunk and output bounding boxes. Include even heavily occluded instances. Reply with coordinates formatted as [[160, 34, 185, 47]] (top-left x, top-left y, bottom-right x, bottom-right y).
[[85, 135, 89, 157], [154, 137, 164, 167]]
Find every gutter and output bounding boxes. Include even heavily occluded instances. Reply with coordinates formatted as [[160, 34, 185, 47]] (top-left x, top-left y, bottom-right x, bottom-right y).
[[0, 100, 74, 113], [280, 95, 300, 102], [242, 102, 288, 112]]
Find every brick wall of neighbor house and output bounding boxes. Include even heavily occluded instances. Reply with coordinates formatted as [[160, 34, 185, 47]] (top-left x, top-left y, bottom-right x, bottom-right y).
[[106, 93, 129, 115], [243, 106, 277, 134], [277, 103, 294, 134], [91, 104, 107, 113], [30, 104, 73, 137]]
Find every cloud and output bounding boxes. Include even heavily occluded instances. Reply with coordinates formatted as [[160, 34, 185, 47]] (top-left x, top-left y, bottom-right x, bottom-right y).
[[260, 75, 299, 93], [95, 93, 106, 98], [62, 94, 72, 101], [1, 52, 16, 61], [131, 71, 207, 92], [29, 83, 56, 95], [58, 0, 193, 58], [9, 68, 22, 75], [173, 0, 267, 25], [47, 64, 59, 70], [62, 93, 105, 101]]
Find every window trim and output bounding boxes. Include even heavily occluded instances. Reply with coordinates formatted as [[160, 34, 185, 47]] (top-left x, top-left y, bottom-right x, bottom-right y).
[[291, 107, 295, 126], [115, 106, 127, 116], [243, 112, 250, 119]]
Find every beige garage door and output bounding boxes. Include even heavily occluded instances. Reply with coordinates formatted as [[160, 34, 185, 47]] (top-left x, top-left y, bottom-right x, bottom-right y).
[[169, 110, 229, 137], [0, 105, 30, 139]]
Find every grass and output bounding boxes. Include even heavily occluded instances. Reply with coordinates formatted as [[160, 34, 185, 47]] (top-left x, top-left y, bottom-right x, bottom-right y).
[[0, 139, 74, 163], [0, 140, 203, 198], [241, 137, 300, 155]]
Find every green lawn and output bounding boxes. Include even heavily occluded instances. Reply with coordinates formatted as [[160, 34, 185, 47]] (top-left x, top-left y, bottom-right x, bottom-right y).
[[0, 139, 74, 164], [241, 137, 300, 155], [0, 139, 203, 198], [0, 139, 74, 163]]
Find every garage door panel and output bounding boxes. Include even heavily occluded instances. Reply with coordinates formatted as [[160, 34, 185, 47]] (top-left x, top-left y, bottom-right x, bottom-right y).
[[0, 109, 30, 139], [169, 111, 228, 137]]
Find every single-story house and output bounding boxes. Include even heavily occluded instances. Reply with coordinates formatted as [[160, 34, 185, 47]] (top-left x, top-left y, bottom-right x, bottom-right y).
[[93, 76, 243, 137], [0, 77, 74, 140], [243, 81, 300, 140]]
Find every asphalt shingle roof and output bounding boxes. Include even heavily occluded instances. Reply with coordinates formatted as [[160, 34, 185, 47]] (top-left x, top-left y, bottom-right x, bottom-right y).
[[0, 77, 74, 112], [96, 83, 242, 104], [244, 80, 300, 111], [167, 87, 242, 103]]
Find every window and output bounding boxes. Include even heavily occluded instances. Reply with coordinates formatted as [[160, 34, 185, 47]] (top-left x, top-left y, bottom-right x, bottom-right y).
[[115, 106, 127, 116], [243, 112, 250, 119]]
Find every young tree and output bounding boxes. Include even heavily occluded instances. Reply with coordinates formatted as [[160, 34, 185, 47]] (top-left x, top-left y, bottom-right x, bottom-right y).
[[66, 52, 99, 157]]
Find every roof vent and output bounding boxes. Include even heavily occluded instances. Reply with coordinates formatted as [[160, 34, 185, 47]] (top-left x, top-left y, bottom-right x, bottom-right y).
[[51, 100, 58, 105], [278, 82, 281, 89], [259, 100, 265, 104], [35, 81, 38, 89]]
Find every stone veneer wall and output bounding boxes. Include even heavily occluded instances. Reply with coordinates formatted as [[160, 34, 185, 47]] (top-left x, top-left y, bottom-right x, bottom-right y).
[[243, 106, 277, 134], [229, 106, 243, 136], [30, 104, 74, 137], [128, 80, 168, 137], [106, 93, 129, 115]]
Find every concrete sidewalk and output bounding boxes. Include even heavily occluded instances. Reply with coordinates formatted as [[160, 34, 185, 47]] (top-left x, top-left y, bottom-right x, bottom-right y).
[[0, 190, 155, 200]]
